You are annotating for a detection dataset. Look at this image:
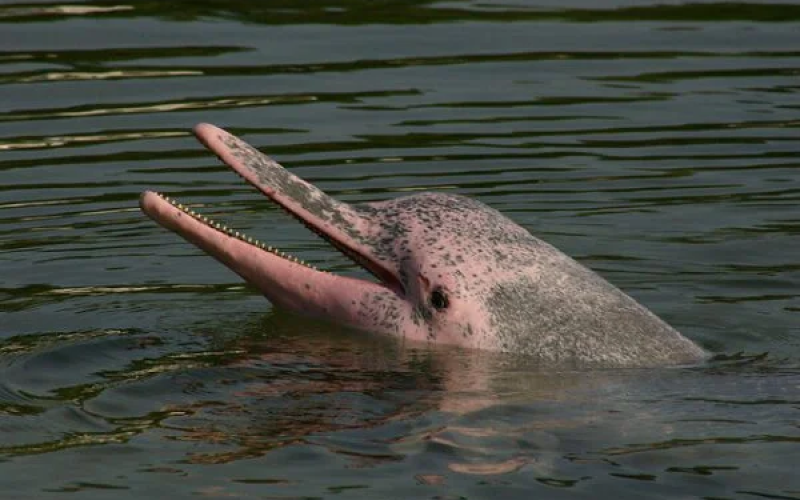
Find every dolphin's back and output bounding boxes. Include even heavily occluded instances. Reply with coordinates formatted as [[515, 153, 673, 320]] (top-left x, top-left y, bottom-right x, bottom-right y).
[[485, 239, 706, 366]]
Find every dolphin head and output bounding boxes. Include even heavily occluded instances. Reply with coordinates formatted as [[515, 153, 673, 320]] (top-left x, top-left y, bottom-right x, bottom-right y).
[[141, 124, 706, 366]]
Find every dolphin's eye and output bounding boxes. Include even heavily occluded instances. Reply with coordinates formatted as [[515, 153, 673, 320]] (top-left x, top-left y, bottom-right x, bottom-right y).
[[431, 288, 449, 311]]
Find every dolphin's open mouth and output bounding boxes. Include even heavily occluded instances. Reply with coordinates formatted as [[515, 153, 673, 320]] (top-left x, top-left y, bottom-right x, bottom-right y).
[[140, 124, 405, 316]]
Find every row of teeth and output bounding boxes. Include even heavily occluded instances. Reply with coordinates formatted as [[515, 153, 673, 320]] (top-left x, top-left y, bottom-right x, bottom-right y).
[[155, 192, 320, 271]]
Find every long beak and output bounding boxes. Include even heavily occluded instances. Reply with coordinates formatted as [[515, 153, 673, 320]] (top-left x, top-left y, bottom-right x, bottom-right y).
[[140, 124, 407, 330]]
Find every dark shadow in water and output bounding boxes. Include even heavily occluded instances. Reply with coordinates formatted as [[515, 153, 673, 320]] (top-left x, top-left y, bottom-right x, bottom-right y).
[[3, 1, 800, 24]]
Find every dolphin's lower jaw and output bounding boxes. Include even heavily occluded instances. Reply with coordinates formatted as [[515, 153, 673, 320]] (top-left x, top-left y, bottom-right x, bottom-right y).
[[140, 124, 707, 367], [139, 191, 397, 326], [138, 192, 436, 347]]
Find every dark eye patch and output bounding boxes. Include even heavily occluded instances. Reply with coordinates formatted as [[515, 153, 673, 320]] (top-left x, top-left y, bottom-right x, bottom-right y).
[[431, 287, 449, 310]]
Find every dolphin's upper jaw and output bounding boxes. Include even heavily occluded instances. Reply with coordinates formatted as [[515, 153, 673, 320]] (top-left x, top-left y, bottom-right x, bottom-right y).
[[281, 206, 405, 297], [191, 123, 406, 297]]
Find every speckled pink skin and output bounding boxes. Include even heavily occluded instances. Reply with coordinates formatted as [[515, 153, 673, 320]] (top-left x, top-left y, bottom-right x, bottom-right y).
[[140, 124, 707, 367]]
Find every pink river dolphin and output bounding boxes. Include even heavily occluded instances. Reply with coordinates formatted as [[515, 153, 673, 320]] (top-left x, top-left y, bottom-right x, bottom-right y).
[[140, 124, 707, 367]]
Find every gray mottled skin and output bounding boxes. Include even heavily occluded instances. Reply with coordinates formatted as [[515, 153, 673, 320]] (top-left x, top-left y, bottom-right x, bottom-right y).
[[356, 193, 703, 366], [187, 126, 708, 367]]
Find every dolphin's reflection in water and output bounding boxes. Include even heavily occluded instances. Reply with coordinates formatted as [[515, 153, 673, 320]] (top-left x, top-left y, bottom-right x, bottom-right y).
[[173, 310, 664, 477]]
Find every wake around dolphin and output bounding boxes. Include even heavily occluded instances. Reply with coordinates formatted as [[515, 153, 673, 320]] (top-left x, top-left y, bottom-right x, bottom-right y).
[[140, 124, 706, 367]]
